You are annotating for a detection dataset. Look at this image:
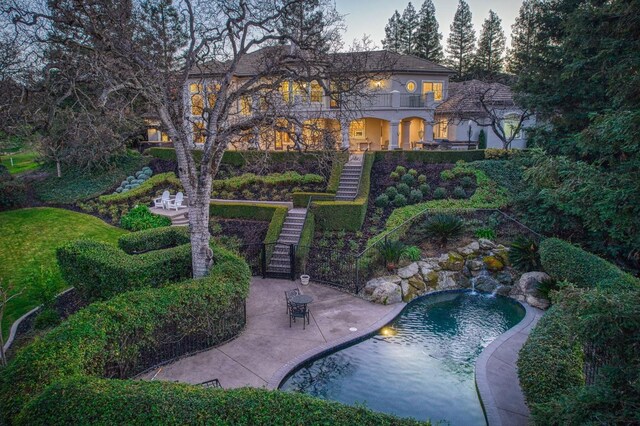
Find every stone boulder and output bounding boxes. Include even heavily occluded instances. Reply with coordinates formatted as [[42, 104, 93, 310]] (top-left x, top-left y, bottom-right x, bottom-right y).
[[482, 255, 505, 272], [494, 285, 513, 297], [370, 281, 402, 305], [478, 238, 496, 250], [401, 276, 427, 302], [474, 275, 502, 293], [438, 252, 465, 271], [511, 272, 551, 310], [423, 270, 439, 289], [397, 263, 420, 279], [437, 271, 460, 290], [495, 269, 516, 285], [457, 241, 480, 257], [364, 276, 400, 296]]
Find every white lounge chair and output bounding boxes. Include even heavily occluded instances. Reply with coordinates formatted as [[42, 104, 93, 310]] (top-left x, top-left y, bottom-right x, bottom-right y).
[[154, 190, 170, 209], [167, 191, 186, 210]]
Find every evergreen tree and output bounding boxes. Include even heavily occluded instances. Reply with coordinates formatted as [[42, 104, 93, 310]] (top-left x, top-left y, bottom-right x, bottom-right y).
[[399, 2, 419, 55], [414, 0, 443, 62], [507, 0, 544, 75], [382, 10, 403, 53], [446, 0, 476, 79], [473, 10, 506, 76]]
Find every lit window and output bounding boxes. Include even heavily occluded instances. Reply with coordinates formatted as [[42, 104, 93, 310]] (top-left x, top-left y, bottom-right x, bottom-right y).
[[161, 132, 170, 142], [240, 96, 252, 116], [193, 122, 206, 144], [349, 120, 365, 138], [422, 81, 443, 101], [310, 81, 323, 103], [274, 119, 290, 150], [434, 120, 448, 139], [280, 81, 291, 103], [148, 128, 159, 141], [370, 79, 384, 90], [191, 94, 204, 115], [293, 82, 307, 100], [189, 83, 202, 93], [504, 116, 523, 139], [406, 81, 417, 93]]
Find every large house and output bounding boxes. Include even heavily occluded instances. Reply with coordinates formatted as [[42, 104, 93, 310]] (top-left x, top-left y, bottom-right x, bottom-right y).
[[145, 49, 531, 151]]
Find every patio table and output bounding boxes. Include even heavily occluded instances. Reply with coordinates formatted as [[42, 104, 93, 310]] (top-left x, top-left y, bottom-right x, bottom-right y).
[[290, 294, 313, 305]]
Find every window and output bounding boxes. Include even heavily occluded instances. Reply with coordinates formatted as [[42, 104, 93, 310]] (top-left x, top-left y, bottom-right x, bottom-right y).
[[191, 94, 204, 115], [310, 81, 323, 103], [239, 96, 252, 116], [280, 81, 291, 103], [349, 120, 365, 139], [434, 120, 448, 139], [370, 79, 384, 90], [406, 81, 417, 93], [504, 116, 523, 139], [422, 81, 443, 101], [193, 122, 206, 144], [274, 119, 290, 150]]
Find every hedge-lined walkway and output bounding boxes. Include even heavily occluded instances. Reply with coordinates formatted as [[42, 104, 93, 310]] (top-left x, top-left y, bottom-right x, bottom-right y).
[[139, 277, 397, 388]]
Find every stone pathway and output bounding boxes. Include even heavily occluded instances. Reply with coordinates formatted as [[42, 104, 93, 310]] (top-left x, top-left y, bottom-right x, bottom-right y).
[[138, 278, 397, 388], [476, 304, 544, 426]]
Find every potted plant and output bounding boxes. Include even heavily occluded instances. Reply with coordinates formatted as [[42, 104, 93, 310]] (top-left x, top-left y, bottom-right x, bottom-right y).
[[300, 274, 310, 286]]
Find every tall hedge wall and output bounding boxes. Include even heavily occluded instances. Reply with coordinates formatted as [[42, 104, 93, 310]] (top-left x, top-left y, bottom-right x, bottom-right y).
[[209, 202, 288, 244], [312, 152, 374, 231], [0, 243, 251, 425], [118, 226, 190, 254], [540, 238, 638, 289], [373, 149, 486, 164], [17, 377, 426, 426]]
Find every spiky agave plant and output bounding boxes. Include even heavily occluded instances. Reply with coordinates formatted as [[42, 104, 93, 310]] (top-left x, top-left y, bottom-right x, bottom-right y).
[[377, 239, 407, 271], [509, 236, 541, 272], [423, 214, 464, 247]]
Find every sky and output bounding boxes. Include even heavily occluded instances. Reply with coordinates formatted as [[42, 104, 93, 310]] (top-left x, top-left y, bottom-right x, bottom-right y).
[[335, 0, 523, 49]]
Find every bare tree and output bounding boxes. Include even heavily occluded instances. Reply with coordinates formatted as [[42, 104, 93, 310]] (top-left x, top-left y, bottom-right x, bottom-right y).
[[439, 80, 533, 149], [0, 281, 22, 367], [5, 0, 388, 277]]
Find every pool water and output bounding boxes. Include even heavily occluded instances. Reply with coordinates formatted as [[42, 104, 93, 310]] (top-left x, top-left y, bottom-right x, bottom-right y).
[[280, 291, 525, 425]]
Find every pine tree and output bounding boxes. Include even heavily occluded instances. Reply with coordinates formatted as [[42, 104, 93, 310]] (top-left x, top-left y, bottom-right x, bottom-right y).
[[399, 2, 419, 55], [507, 0, 544, 75], [446, 0, 476, 79], [473, 10, 506, 76], [414, 0, 443, 62], [382, 10, 403, 53]]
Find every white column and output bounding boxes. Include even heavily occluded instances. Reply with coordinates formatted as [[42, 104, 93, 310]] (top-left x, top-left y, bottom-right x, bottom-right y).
[[293, 123, 303, 150], [423, 119, 433, 142], [389, 120, 400, 150], [391, 90, 400, 108], [401, 120, 411, 149], [340, 120, 350, 150]]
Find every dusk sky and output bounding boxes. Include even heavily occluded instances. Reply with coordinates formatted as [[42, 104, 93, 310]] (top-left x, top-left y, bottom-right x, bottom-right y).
[[335, 0, 523, 49]]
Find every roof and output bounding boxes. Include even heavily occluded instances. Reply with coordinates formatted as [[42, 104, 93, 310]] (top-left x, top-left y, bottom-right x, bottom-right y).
[[436, 80, 515, 114], [189, 46, 455, 78]]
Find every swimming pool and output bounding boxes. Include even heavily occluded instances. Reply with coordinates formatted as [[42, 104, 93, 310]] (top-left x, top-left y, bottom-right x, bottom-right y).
[[279, 290, 525, 425]]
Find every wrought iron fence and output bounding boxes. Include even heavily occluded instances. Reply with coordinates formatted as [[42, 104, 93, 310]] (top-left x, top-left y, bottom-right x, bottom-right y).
[[299, 245, 360, 293], [105, 297, 246, 379]]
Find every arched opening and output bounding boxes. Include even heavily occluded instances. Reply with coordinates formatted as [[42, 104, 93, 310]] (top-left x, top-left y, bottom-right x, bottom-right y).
[[346, 117, 390, 151]]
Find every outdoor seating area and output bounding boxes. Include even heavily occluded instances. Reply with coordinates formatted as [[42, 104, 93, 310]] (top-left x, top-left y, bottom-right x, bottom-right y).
[[153, 190, 187, 210], [285, 289, 313, 329]]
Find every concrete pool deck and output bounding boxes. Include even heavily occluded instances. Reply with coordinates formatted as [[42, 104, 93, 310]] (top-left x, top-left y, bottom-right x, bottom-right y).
[[139, 278, 400, 388]]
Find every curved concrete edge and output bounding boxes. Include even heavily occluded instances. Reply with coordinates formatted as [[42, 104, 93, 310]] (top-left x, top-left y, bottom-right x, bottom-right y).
[[3, 287, 75, 353], [475, 302, 542, 426], [266, 302, 406, 389]]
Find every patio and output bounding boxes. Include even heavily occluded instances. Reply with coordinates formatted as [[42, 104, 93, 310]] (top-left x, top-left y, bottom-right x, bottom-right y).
[[138, 277, 400, 388]]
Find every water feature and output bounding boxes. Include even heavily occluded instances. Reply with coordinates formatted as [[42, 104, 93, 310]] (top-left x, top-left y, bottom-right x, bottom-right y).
[[280, 291, 525, 425]]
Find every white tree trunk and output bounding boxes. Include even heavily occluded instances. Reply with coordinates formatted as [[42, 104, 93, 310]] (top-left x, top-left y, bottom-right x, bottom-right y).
[[188, 182, 213, 278]]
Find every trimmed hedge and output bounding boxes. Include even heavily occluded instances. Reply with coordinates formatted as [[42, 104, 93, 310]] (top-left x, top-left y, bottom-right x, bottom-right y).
[[0, 243, 251, 425], [327, 152, 348, 193], [312, 152, 374, 231], [98, 172, 182, 205], [119, 205, 172, 231], [292, 191, 335, 208], [296, 210, 315, 273], [540, 238, 639, 289], [17, 377, 426, 425], [209, 201, 288, 245], [212, 171, 324, 191], [373, 150, 486, 164], [518, 305, 585, 416], [118, 226, 190, 254], [57, 240, 192, 302], [265, 207, 288, 245]]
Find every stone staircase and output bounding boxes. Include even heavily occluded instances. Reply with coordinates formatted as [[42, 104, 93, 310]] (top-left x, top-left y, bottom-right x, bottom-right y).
[[335, 155, 364, 201], [266, 208, 307, 276]]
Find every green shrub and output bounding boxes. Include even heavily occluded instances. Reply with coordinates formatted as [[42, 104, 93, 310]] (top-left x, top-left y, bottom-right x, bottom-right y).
[[452, 186, 466, 199], [375, 194, 390, 208], [209, 202, 287, 246], [403, 245, 422, 261], [26, 266, 59, 309], [509, 236, 541, 272], [478, 129, 487, 149], [408, 168, 418, 177], [0, 179, 27, 211], [390, 171, 400, 181], [417, 175, 427, 184], [292, 192, 335, 207], [377, 239, 407, 267], [422, 214, 463, 247], [384, 186, 398, 200], [118, 226, 190, 254], [539, 238, 638, 289], [400, 173, 415, 186], [396, 183, 411, 197], [98, 172, 182, 205], [120, 205, 172, 231], [373, 150, 486, 164], [395, 165, 407, 176], [460, 175, 474, 188], [17, 378, 423, 426], [440, 170, 455, 180], [33, 308, 60, 330], [474, 227, 496, 240], [0, 243, 251, 424], [418, 183, 430, 195], [409, 189, 423, 204], [393, 194, 407, 207], [433, 187, 447, 199], [211, 171, 324, 192]]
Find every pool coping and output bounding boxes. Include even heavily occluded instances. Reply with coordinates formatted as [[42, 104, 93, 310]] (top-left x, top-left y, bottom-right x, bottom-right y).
[[475, 302, 542, 426]]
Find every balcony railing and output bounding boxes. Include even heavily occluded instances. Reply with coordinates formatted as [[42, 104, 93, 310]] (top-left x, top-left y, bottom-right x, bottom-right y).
[[400, 94, 426, 108]]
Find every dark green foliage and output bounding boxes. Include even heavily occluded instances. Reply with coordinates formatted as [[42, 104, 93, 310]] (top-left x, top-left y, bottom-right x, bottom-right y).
[[471, 159, 525, 196], [0, 179, 27, 211], [17, 378, 425, 426], [418, 183, 430, 195], [373, 150, 485, 164], [390, 171, 400, 181], [291, 192, 335, 207], [460, 175, 474, 188], [119, 205, 171, 231], [400, 173, 415, 186], [409, 189, 423, 204], [33, 308, 61, 330], [452, 186, 466, 199], [417, 174, 427, 184], [540, 238, 638, 289], [439, 169, 454, 180], [385, 186, 398, 200], [394, 165, 407, 176], [403, 245, 422, 262], [377, 239, 407, 265], [536, 277, 559, 301], [408, 168, 418, 177], [0, 244, 251, 424], [26, 267, 59, 309], [446, 0, 476, 78], [478, 129, 487, 149], [396, 183, 411, 197], [422, 214, 463, 246], [118, 226, 190, 254], [433, 187, 447, 199], [393, 193, 407, 207], [509, 236, 541, 272], [375, 194, 390, 208], [474, 227, 496, 240]]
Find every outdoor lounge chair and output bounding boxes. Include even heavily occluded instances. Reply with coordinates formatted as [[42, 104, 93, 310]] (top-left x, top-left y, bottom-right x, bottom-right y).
[[167, 191, 186, 210], [284, 288, 301, 314], [154, 190, 170, 209], [289, 302, 310, 329]]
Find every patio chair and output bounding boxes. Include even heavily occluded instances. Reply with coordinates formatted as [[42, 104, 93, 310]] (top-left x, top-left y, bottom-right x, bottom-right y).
[[154, 190, 170, 209], [167, 191, 186, 210], [284, 288, 301, 314], [289, 302, 310, 329], [198, 378, 222, 389]]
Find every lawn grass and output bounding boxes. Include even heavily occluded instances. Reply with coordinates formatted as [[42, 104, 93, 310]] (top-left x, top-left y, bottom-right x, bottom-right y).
[[0, 208, 127, 339], [0, 152, 39, 175]]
